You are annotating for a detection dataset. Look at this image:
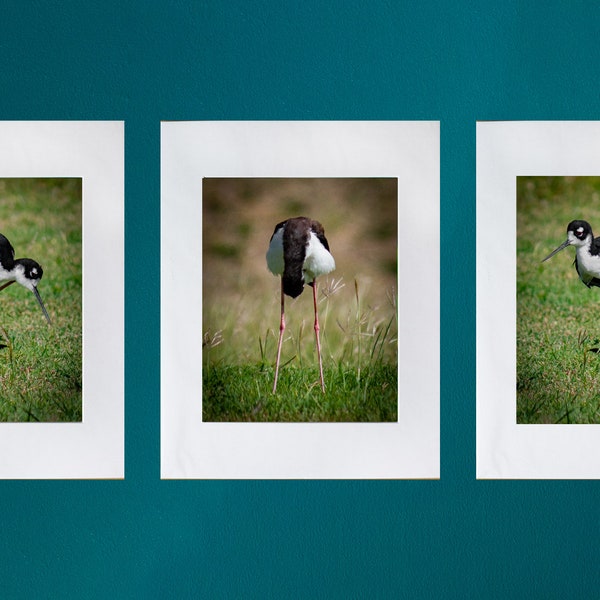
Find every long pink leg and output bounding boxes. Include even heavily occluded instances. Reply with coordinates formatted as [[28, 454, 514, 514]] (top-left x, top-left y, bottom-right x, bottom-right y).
[[273, 279, 285, 393], [313, 279, 325, 392]]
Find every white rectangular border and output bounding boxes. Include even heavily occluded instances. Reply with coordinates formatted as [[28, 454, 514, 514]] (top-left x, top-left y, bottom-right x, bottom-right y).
[[161, 121, 439, 479], [0, 121, 124, 479], [477, 121, 600, 479]]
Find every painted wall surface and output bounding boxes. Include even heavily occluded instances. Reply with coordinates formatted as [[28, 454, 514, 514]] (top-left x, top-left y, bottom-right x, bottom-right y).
[[0, 2, 598, 597]]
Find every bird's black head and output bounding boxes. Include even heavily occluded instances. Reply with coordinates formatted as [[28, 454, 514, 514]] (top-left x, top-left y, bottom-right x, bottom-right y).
[[543, 220, 595, 263], [14, 258, 50, 324], [567, 220, 593, 241], [16, 258, 44, 284]]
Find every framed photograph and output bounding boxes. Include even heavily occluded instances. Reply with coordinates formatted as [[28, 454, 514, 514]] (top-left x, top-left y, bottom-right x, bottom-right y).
[[477, 121, 600, 479], [161, 121, 439, 479], [202, 177, 398, 423], [0, 122, 124, 479]]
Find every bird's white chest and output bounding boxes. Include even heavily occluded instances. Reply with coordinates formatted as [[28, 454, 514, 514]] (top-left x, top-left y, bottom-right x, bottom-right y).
[[303, 232, 335, 281], [0, 264, 15, 283], [266, 228, 335, 280], [576, 246, 600, 282]]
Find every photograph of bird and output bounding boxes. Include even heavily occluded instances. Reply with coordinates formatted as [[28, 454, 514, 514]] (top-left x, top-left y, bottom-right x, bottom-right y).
[[202, 177, 398, 423], [542, 220, 600, 288], [266, 216, 335, 393], [0, 232, 50, 323]]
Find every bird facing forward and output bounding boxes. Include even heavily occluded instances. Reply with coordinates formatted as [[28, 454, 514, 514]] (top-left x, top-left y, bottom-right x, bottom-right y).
[[266, 217, 335, 393]]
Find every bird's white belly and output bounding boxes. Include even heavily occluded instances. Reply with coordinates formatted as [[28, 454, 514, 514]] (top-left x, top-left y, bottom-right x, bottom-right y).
[[576, 248, 600, 282], [303, 232, 335, 282]]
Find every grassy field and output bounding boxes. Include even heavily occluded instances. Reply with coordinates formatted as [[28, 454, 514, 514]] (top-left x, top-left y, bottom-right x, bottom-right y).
[[517, 176, 600, 424], [203, 178, 398, 422], [0, 178, 82, 422]]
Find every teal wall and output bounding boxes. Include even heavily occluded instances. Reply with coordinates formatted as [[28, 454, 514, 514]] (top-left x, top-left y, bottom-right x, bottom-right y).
[[0, 2, 598, 597]]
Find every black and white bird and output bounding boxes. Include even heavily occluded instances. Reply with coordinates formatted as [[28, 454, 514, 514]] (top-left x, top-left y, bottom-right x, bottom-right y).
[[542, 220, 600, 288], [266, 217, 335, 393], [0, 233, 51, 323]]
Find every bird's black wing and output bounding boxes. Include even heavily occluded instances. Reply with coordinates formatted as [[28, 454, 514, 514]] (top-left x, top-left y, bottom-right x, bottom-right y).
[[269, 220, 287, 242], [314, 231, 330, 252], [586, 277, 600, 288], [591, 236, 600, 257], [0, 234, 15, 270], [309, 219, 330, 252]]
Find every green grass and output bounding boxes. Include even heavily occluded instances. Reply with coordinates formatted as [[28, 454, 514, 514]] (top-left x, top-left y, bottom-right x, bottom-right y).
[[0, 178, 82, 422], [203, 364, 397, 422], [517, 176, 600, 424], [203, 275, 398, 422]]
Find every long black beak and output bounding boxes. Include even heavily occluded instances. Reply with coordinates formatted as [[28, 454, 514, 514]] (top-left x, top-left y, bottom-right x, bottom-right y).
[[0, 280, 51, 324], [542, 239, 571, 262], [32, 286, 51, 324]]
